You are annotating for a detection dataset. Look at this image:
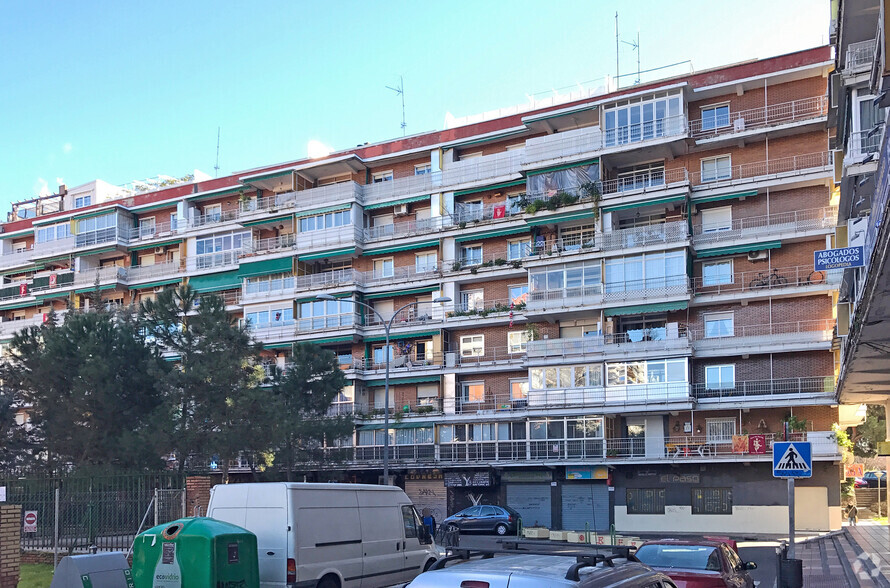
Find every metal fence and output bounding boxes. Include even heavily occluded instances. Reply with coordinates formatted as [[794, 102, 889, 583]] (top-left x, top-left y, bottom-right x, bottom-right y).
[[2, 472, 184, 555]]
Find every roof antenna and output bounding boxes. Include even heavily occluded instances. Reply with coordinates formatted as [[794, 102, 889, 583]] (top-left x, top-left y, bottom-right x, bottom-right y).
[[621, 30, 641, 84], [386, 76, 407, 136], [214, 127, 221, 178]]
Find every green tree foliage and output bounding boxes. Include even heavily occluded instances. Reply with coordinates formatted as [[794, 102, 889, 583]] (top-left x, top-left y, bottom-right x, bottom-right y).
[[854, 404, 887, 458], [140, 285, 264, 480], [270, 343, 353, 481], [1, 306, 170, 472]]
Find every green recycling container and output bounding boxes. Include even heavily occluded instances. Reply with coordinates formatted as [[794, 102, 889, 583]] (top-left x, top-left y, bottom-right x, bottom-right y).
[[132, 517, 259, 588]]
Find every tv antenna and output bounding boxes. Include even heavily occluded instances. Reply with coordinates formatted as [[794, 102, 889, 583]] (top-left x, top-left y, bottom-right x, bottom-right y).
[[621, 30, 641, 85], [386, 76, 407, 136], [214, 127, 221, 177], [615, 13, 641, 86]]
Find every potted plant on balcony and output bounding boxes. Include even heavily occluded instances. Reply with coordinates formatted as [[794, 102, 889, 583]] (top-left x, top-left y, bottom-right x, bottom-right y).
[[580, 181, 602, 221]]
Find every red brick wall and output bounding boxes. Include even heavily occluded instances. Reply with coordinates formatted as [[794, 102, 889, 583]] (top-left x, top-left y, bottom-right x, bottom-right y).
[[686, 296, 833, 333], [686, 76, 826, 121], [692, 350, 834, 382], [186, 475, 213, 518], [0, 504, 21, 588], [670, 404, 838, 436]]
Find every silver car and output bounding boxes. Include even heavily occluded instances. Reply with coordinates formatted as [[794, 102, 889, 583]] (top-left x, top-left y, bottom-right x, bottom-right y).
[[404, 553, 677, 588]]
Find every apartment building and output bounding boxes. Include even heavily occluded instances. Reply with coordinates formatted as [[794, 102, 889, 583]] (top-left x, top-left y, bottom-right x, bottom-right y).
[[0, 46, 855, 533], [830, 0, 890, 423]]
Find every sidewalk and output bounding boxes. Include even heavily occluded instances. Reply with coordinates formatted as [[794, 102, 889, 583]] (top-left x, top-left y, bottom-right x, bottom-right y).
[[799, 522, 890, 587]]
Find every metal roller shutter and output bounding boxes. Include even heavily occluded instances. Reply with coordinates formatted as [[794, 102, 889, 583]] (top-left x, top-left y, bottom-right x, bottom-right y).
[[506, 484, 551, 528], [405, 479, 447, 522], [561, 484, 609, 531]]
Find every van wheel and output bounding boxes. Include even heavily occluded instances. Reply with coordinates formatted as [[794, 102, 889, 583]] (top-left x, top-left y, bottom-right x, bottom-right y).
[[495, 523, 508, 535], [317, 574, 340, 588]]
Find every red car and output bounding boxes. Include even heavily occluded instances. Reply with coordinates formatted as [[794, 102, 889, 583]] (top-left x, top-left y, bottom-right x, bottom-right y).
[[635, 539, 757, 588]]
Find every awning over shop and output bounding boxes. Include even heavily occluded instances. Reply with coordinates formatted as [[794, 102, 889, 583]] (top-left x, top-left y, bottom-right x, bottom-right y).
[[696, 241, 782, 258], [603, 301, 688, 317]]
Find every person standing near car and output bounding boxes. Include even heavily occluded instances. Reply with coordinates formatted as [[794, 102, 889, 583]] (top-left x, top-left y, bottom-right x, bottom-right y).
[[846, 503, 858, 526]]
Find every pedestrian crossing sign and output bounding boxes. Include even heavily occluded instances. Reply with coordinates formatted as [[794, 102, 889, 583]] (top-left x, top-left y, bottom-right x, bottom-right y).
[[772, 442, 812, 478]]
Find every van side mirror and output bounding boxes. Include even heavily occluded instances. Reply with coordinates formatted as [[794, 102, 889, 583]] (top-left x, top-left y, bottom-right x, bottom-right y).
[[745, 561, 758, 570]]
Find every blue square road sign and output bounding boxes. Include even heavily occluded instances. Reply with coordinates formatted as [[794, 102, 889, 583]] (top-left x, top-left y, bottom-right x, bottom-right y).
[[773, 442, 812, 478]]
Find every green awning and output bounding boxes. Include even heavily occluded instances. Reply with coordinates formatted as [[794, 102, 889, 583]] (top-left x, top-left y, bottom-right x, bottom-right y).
[[34, 254, 72, 265], [187, 186, 248, 202], [241, 168, 294, 184], [128, 239, 182, 252], [1, 266, 36, 276], [364, 195, 431, 211], [74, 284, 118, 295], [363, 286, 438, 300], [0, 300, 39, 310], [294, 204, 352, 218], [128, 278, 182, 291], [298, 248, 355, 262], [454, 179, 526, 197], [73, 208, 120, 221], [454, 227, 529, 243], [1, 228, 34, 237], [526, 209, 598, 226], [602, 195, 687, 213], [299, 335, 355, 345], [263, 342, 296, 350], [363, 329, 441, 343], [164, 355, 181, 362], [365, 376, 441, 387], [525, 158, 599, 176], [603, 301, 689, 317], [35, 292, 69, 301], [696, 241, 782, 258], [238, 257, 292, 278], [443, 128, 527, 150], [692, 189, 758, 205], [359, 421, 436, 430], [188, 270, 242, 293], [130, 201, 180, 213], [77, 246, 118, 256], [242, 214, 293, 227], [295, 292, 353, 303], [523, 105, 598, 125], [363, 240, 439, 256]]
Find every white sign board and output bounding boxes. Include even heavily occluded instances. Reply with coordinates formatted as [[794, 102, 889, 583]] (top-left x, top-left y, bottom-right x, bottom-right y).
[[23, 510, 37, 533], [0, 486, 6, 502]]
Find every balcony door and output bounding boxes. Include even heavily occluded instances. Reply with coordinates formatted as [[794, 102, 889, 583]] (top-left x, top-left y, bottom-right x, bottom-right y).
[[626, 416, 666, 458]]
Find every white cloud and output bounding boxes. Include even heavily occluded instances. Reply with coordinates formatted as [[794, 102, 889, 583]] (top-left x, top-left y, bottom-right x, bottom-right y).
[[62, 143, 72, 153], [55, 177, 64, 186], [33, 178, 51, 197], [307, 140, 333, 159]]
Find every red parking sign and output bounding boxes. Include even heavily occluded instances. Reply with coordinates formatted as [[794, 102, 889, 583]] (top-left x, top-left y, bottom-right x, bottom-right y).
[[23, 511, 37, 532]]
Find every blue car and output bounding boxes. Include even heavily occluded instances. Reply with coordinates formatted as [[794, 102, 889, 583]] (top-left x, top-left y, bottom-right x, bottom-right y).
[[442, 504, 521, 535]]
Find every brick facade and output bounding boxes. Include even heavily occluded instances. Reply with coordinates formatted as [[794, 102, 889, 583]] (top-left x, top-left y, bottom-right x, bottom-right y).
[[0, 504, 21, 588]]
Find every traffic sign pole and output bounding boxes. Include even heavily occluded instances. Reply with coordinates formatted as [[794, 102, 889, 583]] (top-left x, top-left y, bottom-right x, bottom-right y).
[[788, 478, 795, 559]]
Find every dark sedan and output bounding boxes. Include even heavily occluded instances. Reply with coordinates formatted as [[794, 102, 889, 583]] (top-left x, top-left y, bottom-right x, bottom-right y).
[[636, 539, 757, 588], [863, 471, 887, 488], [442, 505, 521, 536]]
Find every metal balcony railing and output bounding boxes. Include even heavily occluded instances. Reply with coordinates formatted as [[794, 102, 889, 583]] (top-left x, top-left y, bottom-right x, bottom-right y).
[[295, 314, 358, 333], [126, 261, 181, 283], [363, 173, 438, 206], [692, 376, 835, 399], [600, 220, 688, 251], [363, 215, 452, 241], [0, 247, 36, 267], [693, 206, 837, 244], [454, 345, 526, 367], [454, 203, 522, 225], [239, 191, 298, 214], [689, 319, 835, 343], [289, 182, 363, 212], [522, 125, 603, 166], [692, 264, 831, 296], [441, 150, 523, 187], [293, 269, 357, 291], [194, 250, 242, 270], [689, 151, 832, 187], [354, 352, 446, 373], [845, 39, 876, 71], [447, 297, 525, 321], [847, 130, 882, 159], [359, 264, 441, 286], [604, 114, 687, 148], [527, 328, 690, 359], [73, 265, 127, 286], [688, 96, 828, 139], [600, 167, 688, 195], [190, 209, 240, 229], [122, 220, 182, 243]]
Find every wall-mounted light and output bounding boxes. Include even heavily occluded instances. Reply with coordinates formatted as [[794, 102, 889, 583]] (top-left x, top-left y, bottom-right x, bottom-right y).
[[695, 424, 702, 435]]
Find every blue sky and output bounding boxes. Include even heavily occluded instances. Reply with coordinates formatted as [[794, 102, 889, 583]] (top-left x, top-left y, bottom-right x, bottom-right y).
[[0, 1, 829, 209]]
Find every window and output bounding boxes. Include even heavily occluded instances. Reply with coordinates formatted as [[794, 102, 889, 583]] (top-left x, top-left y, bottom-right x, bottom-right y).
[[460, 244, 483, 266], [507, 331, 529, 353], [245, 273, 295, 295], [373, 258, 394, 278], [246, 307, 294, 329], [204, 204, 222, 221], [529, 261, 602, 296], [74, 194, 91, 208], [604, 93, 682, 146], [12, 242, 27, 253], [170, 213, 178, 230], [506, 192, 525, 214], [702, 260, 733, 286], [139, 253, 155, 266], [507, 237, 531, 260], [703, 312, 734, 338], [457, 200, 483, 222], [509, 284, 529, 305], [139, 217, 156, 238], [616, 163, 665, 191], [414, 163, 431, 175], [415, 252, 437, 273], [75, 212, 118, 247], [606, 359, 687, 386], [510, 379, 528, 401], [460, 335, 484, 357], [701, 155, 732, 182], [461, 382, 485, 403], [529, 364, 603, 390], [704, 365, 735, 390], [372, 170, 393, 183], [559, 224, 596, 250], [626, 488, 665, 514], [460, 289, 484, 311], [701, 104, 730, 131], [701, 207, 732, 233], [299, 209, 351, 232], [604, 252, 684, 292], [373, 345, 395, 365], [297, 298, 354, 330], [705, 418, 736, 443], [402, 505, 418, 538], [692, 488, 732, 515], [417, 384, 439, 405], [194, 231, 250, 268], [36, 222, 71, 244]]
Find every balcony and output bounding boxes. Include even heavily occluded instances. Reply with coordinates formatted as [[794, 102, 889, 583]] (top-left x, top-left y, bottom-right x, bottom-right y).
[[453, 345, 526, 369], [363, 215, 452, 242], [845, 39, 876, 71], [522, 125, 602, 168], [454, 203, 522, 225], [446, 297, 525, 323], [241, 234, 296, 257], [527, 328, 690, 362], [600, 220, 688, 252], [605, 431, 838, 461], [442, 150, 523, 189], [363, 306, 441, 330], [600, 167, 688, 197], [290, 182, 363, 214], [847, 130, 881, 160], [122, 220, 182, 245], [353, 353, 445, 375], [688, 96, 828, 140], [359, 265, 441, 287], [692, 264, 835, 300], [245, 321, 296, 345], [190, 209, 240, 230], [126, 261, 182, 285], [193, 250, 241, 271], [363, 174, 436, 208], [603, 114, 687, 149], [0, 247, 36, 269], [73, 265, 127, 287], [0, 313, 52, 338], [691, 319, 835, 356], [692, 376, 835, 401], [294, 269, 358, 291], [295, 313, 358, 334], [295, 226, 363, 252], [689, 151, 832, 189], [692, 206, 837, 246]]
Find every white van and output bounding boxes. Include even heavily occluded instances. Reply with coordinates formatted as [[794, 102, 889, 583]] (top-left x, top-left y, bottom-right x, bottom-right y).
[[207, 482, 438, 588]]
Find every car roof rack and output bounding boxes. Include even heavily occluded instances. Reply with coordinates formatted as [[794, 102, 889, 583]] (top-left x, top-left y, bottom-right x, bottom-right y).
[[429, 544, 640, 577]]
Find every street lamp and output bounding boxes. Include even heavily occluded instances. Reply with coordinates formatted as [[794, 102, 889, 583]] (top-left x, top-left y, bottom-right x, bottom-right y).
[[316, 293, 451, 485]]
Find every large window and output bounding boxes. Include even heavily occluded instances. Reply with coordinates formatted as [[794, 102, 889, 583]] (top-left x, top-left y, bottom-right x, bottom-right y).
[[460, 244, 483, 266], [358, 426, 432, 446], [37, 222, 71, 244], [604, 93, 682, 147], [299, 209, 351, 233], [460, 335, 484, 357], [703, 312, 734, 338], [626, 488, 665, 514], [702, 260, 733, 286], [75, 212, 118, 247], [529, 364, 603, 390], [529, 262, 601, 298], [606, 358, 686, 386], [297, 297, 355, 330], [615, 163, 665, 191], [692, 488, 732, 515], [701, 207, 732, 233], [461, 382, 485, 403], [509, 284, 529, 305], [604, 252, 685, 292], [704, 365, 735, 390], [245, 273, 295, 295], [415, 252, 437, 273], [373, 258, 394, 279], [700, 104, 730, 131], [559, 224, 596, 250], [246, 307, 294, 329], [705, 418, 736, 443], [701, 155, 732, 182], [195, 231, 250, 269], [508, 237, 531, 260], [507, 331, 529, 354]]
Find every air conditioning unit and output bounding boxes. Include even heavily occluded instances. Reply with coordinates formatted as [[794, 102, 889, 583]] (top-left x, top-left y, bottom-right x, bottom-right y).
[[394, 203, 409, 216], [154, 247, 165, 254], [153, 286, 165, 294], [733, 118, 746, 132], [747, 250, 768, 261]]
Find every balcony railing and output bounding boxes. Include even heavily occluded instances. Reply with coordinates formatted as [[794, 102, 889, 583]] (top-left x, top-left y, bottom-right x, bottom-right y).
[[689, 151, 832, 187], [522, 125, 603, 166], [847, 130, 881, 159], [295, 226, 363, 250], [453, 345, 526, 367], [363, 307, 440, 328], [126, 261, 181, 284], [122, 220, 182, 243], [600, 167, 688, 195], [845, 39, 876, 71], [239, 191, 298, 214], [688, 96, 828, 139], [693, 206, 837, 245], [600, 220, 688, 251], [442, 150, 523, 187], [289, 182, 363, 213], [293, 269, 357, 291], [604, 114, 687, 148], [602, 275, 690, 303], [0, 247, 36, 268], [73, 265, 127, 286], [295, 313, 358, 333], [447, 297, 525, 321], [194, 250, 241, 270], [527, 328, 690, 359], [190, 209, 240, 229], [241, 233, 297, 256], [354, 353, 445, 373], [363, 215, 452, 242], [363, 173, 437, 206], [454, 203, 522, 225], [692, 264, 830, 296], [689, 319, 835, 343], [359, 265, 441, 286], [692, 376, 835, 399]]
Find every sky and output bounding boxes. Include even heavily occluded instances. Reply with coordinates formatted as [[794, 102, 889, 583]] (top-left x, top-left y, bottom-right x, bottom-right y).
[[0, 0, 829, 210]]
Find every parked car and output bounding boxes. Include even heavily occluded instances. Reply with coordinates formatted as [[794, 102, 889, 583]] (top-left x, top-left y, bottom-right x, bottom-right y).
[[405, 552, 677, 588], [635, 539, 757, 588], [863, 471, 888, 488], [442, 504, 522, 535], [854, 477, 868, 488]]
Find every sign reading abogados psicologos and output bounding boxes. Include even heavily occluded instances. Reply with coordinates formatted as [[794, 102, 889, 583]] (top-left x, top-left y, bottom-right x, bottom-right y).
[[814, 246, 865, 271]]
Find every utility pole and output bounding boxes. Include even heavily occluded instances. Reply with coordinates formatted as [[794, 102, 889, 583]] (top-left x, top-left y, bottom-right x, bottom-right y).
[[214, 127, 221, 178], [615, 12, 620, 87]]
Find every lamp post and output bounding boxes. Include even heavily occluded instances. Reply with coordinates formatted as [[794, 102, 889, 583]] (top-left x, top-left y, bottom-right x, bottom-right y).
[[316, 293, 451, 485]]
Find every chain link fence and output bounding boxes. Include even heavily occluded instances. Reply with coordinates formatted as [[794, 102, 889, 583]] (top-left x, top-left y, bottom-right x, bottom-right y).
[[1, 472, 184, 554]]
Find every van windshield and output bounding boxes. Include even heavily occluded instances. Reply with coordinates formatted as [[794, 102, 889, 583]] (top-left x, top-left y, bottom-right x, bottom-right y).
[[635, 544, 721, 571]]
